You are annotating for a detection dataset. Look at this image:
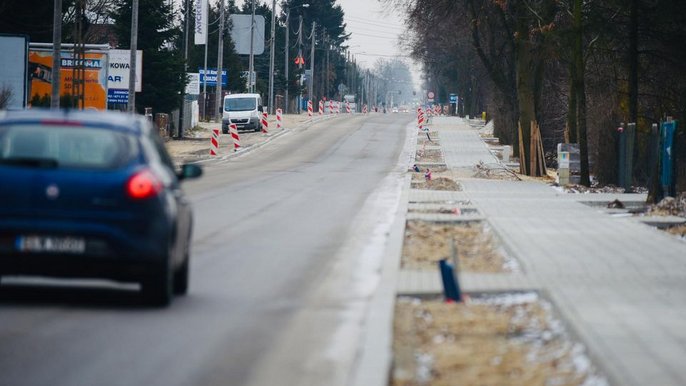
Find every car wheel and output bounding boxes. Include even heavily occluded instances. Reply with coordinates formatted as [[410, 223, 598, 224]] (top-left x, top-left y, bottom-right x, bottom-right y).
[[173, 255, 189, 295], [142, 258, 173, 307]]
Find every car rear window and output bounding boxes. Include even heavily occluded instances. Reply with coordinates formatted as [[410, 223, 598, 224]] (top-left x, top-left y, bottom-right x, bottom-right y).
[[0, 123, 139, 170]]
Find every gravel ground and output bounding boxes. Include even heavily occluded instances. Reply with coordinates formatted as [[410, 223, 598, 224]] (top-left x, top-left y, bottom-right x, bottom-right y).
[[401, 220, 517, 273], [416, 149, 444, 163], [410, 176, 461, 191], [392, 294, 608, 386]]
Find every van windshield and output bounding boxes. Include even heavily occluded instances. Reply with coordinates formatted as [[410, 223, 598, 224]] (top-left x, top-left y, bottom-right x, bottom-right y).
[[225, 98, 257, 112]]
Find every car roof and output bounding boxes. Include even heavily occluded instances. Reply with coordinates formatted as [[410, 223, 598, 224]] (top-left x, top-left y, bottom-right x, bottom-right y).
[[0, 109, 149, 135], [224, 93, 260, 99]]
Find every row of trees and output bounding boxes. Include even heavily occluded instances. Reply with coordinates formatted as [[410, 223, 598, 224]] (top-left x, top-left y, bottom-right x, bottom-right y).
[[390, 0, 685, 190], [0, 0, 355, 116]]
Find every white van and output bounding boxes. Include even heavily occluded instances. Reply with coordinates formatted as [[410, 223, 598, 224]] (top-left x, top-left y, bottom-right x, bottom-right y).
[[222, 93, 263, 133]]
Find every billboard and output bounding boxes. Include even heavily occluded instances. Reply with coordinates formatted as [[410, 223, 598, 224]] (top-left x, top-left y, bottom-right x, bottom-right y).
[[199, 68, 227, 87], [230, 14, 265, 55], [28, 49, 108, 110], [107, 49, 142, 104], [0, 34, 29, 109]]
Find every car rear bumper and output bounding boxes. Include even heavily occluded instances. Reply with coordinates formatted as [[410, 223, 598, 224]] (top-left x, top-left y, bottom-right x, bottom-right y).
[[0, 217, 170, 281]]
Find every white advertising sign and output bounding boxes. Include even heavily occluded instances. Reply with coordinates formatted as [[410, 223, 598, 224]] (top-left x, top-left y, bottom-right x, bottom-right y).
[[194, 0, 208, 45], [107, 49, 142, 92], [186, 73, 200, 95]]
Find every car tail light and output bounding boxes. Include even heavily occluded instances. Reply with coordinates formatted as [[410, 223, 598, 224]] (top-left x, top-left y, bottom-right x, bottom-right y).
[[126, 169, 163, 200]]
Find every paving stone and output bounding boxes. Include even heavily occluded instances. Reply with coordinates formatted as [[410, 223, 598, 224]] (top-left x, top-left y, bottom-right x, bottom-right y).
[[398, 117, 686, 386]]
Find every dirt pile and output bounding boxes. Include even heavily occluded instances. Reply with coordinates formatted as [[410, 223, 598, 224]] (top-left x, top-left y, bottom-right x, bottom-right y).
[[411, 176, 461, 191], [647, 193, 686, 217]]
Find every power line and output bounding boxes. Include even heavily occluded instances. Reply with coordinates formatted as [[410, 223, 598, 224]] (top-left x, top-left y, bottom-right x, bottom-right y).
[[346, 15, 404, 29], [348, 25, 403, 38], [351, 31, 402, 40]]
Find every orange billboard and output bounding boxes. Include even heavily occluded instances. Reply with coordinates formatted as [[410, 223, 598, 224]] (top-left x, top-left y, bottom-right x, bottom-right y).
[[28, 49, 108, 110]]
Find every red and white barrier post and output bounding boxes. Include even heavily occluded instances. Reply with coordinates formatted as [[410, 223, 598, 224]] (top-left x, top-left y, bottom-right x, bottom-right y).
[[329, 100, 334, 115], [276, 108, 282, 130], [261, 112, 269, 134], [210, 128, 219, 156], [345, 101, 351, 114], [307, 100, 313, 118], [229, 123, 241, 151], [362, 104, 368, 114], [318, 100, 324, 115]]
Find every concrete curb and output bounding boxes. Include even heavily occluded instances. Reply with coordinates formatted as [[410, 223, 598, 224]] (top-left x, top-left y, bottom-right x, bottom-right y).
[[350, 120, 417, 386]]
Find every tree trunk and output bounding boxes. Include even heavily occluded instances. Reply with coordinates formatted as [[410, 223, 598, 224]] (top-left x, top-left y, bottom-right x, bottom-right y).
[[629, 0, 638, 124], [567, 59, 577, 144], [515, 8, 536, 176], [574, 0, 590, 186]]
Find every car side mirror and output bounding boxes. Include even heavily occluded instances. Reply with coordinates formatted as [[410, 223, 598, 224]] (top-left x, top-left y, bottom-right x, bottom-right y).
[[178, 163, 203, 181]]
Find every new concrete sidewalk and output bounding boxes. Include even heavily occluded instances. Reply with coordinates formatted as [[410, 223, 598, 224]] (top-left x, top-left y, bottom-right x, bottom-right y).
[[405, 117, 686, 386]]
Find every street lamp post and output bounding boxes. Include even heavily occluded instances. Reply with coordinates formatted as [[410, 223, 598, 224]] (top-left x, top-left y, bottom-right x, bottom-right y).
[[51, 0, 62, 109], [284, 3, 309, 114], [268, 0, 276, 114], [248, 0, 256, 93]]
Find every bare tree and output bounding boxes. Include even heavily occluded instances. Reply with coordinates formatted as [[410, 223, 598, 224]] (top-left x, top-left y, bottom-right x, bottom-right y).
[[0, 85, 13, 110]]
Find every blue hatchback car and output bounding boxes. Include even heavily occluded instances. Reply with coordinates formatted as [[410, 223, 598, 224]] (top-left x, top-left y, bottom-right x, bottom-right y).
[[0, 109, 202, 306]]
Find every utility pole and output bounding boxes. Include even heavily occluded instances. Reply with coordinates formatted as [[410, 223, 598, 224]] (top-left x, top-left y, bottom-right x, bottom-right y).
[[296, 15, 303, 114], [284, 9, 290, 113], [178, 0, 190, 138], [215, 0, 225, 122], [202, 2, 208, 121], [308, 21, 315, 105], [268, 0, 276, 114], [128, 0, 139, 113], [248, 0, 256, 93], [325, 34, 329, 99], [51, 0, 62, 109]]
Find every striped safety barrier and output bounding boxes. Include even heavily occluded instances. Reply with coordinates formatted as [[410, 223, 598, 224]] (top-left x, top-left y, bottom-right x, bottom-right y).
[[329, 100, 334, 114], [210, 128, 219, 156], [319, 100, 324, 115], [276, 108, 282, 130], [346, 101, 351, 114], [307, 100, 313, 118], [229, 123, 241, 151], [261, 112, 269, 134]]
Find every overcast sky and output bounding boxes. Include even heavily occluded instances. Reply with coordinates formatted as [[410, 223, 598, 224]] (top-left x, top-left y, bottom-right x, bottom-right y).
[[233, 0, 413, 70], [337, 0, 408, 68]]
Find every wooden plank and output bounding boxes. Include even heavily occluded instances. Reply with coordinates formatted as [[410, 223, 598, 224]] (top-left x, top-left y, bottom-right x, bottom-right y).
[[537, 122, 547, 175], [530, 121, 536, 177], [518, 122, 526, 175]]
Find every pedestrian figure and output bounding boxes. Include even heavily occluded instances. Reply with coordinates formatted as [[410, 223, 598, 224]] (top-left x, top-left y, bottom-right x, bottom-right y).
[[413, 164, 420, 172], [425, 168, 432, 181]]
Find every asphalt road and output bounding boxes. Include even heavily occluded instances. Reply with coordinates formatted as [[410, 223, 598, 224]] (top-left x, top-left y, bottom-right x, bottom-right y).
[[0, 113, 412, 386]]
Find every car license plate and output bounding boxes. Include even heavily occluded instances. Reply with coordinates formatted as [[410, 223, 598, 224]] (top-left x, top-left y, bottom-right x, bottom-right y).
[[16, 235, 86, 254]]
